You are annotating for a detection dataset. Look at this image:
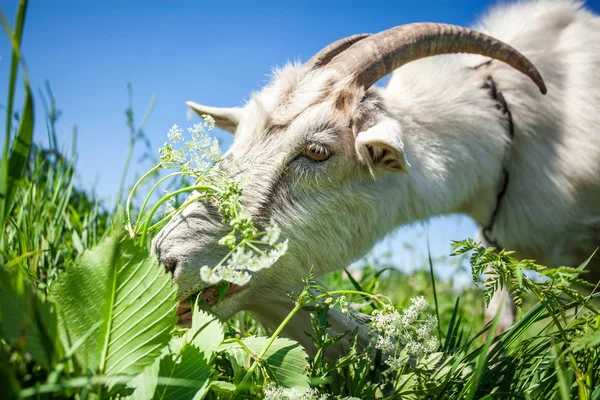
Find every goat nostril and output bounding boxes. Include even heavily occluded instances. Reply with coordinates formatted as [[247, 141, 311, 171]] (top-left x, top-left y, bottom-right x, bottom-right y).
[[162, 257, 179, 274]]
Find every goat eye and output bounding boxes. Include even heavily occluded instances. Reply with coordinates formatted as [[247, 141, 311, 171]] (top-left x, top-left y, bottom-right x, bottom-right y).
[[303, 143, 331, 162]]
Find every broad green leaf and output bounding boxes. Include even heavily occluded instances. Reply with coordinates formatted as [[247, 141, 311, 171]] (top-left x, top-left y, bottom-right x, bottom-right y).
[[0, 267, 60, 369], [131, 310, 221, 400], [127, 350, 163, 400], [52, 230, 178, 376], [417, 352, 444, 371], [221, 336, 310, 390], [153, 344, 211, 400], [209, 381, 236, 395], [182, 309, 223, 360], [394, 372, 419, 398], [169, 307, 225, 364]]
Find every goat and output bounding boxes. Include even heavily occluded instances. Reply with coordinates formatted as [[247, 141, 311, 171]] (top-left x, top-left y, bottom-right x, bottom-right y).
[[153, 0, 600, 356]]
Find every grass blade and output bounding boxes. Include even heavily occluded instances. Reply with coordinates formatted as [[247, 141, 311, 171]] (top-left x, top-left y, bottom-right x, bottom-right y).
[[0, 0, 32, 230]]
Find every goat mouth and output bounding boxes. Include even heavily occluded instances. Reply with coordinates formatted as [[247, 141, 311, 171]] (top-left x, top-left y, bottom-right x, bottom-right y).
[[176, 284, 248, 324]]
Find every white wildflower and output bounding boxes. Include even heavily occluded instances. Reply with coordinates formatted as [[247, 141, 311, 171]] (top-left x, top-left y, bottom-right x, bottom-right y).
[[376, 335, 396, 353], [228, 247, 254, 269], [386, 355, 406, 370], [167, 124, 184, 143], [208, 139, 221, 160], [217, 264, 252, 286], [400, 295, 429, 327], [187, 128, 221, 171], [424, 336, 438, 353], [200, 238, 288, 286], [158, 142, 185, 165], [264, 384, 286, 400], [202, 114, 215, 130], [424, 315, 438, 333], [411, 296, 429, 313], [262, 219, 281, 245], [372, 305, 401, 337], [263, 385, 327, 400], [405, 340, 426, 358], [302, 387, 328, 400], [247, 239, 288, 272], [200, 266, 221, 285], [416, 325, 429, 340], [371, 296, 438, 369], [161, 121, 221, 171]]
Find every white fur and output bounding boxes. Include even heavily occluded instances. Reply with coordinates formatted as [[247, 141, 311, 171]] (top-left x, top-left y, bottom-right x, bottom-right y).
[[154, 0, 600, 352]]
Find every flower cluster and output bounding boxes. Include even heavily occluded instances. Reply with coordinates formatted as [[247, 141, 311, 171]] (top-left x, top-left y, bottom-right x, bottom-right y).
[[200, 218, 289, 287], [371, 296, 438, 369], [158, 115, 221, 172], [323, 294, 349, 314], [264, 384, 328, 400]]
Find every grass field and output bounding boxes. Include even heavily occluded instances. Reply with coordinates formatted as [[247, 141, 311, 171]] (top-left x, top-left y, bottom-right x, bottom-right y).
[[2, 2, 600, 399]]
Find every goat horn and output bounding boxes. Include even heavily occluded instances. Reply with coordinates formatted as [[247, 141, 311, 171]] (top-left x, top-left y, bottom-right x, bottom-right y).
[[306, 34, 370, 68], [328, 23, 547, 94]]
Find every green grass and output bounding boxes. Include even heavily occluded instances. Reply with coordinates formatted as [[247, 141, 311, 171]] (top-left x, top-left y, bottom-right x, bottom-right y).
[[2, 2, 600, 399]]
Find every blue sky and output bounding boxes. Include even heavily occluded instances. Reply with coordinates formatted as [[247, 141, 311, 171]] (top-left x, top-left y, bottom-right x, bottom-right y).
[[2, 0, 599, 278]]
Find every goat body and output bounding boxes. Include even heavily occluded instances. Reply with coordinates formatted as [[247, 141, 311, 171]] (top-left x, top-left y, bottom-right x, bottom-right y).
[[154, 0, 600, 354]]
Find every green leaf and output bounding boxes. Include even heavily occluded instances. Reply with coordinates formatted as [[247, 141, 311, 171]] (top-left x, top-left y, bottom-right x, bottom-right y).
[[127, 350, 163, 400], [184, 309, 223, 359], [209, 381, 236, 395], [570, 329, 600, 352], [52, 230, 178, 376], [461, 309, 501, 400], [130, 310, 221, 400], [0, 267, 60, 369], [153, 344, 211, 400], [6, 88, 34, 217], [417, 352, 444, 371], [221, 336, 310, 390], [168, 309, 223, 362]]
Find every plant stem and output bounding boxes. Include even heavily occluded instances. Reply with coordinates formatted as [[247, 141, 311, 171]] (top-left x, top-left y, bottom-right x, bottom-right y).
[[138, 184, 219, 244], [115, 136, 135, 208], [125, 162, 162, 227], [146, 196, 199, 232], [135, 170, 187, 228], [236, 300, 304, 392]]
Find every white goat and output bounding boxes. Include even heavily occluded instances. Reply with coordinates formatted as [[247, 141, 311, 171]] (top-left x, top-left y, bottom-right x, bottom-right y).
[[153, 0, 600, 355]]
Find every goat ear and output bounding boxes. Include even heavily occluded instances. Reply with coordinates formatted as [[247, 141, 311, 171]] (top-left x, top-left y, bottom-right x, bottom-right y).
[[355, 116, 409, 174], [186, 101, 243, 134]]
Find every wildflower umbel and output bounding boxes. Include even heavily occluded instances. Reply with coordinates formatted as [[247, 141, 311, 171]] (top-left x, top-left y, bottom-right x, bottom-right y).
[[158, 115, 221, 172], [264, 384, 328, 400], [371, 296, 438, 369], [200, 218, 289, 287], [167, 124, 184, 143]]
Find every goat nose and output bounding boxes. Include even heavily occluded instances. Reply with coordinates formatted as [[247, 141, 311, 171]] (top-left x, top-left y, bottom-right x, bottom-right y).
[[161, 257, 179, 275]]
